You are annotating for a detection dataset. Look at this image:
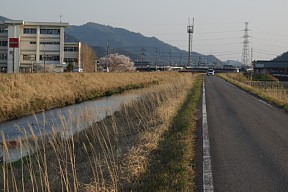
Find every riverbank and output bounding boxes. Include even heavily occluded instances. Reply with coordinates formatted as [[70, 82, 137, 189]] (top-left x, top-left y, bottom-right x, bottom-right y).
[[1, 73, 200, 191], [0, 72, 184, 123], [218, 73, 288, 111], [140, 75, 203, 191]]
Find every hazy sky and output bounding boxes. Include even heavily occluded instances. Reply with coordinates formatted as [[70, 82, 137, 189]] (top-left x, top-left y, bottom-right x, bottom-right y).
[[2, 0, 288, 61]]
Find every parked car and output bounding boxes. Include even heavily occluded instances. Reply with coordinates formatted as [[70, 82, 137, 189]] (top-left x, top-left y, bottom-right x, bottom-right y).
[[72, 67, 83, 73], [207, 69, 215, 76]]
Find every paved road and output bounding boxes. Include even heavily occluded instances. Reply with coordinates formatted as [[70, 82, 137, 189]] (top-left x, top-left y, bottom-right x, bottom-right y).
[[205, 76, 288, 192]]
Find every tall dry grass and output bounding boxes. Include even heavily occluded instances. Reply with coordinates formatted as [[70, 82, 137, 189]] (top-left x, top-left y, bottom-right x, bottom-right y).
[[0, 73, 197, 191], [0, 72, 184, 123]]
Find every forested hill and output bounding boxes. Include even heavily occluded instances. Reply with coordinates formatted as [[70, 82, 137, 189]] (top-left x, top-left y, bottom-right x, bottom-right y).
[[65, 22, 222, 65], [0, 16, 8, 21], [273, 51, 288, 61], [0, 16, 223, 65]]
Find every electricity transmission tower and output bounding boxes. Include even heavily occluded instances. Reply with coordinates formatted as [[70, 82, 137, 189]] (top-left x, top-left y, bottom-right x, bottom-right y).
[[187, 18, 194, 67], [241, 22, 251, 66]]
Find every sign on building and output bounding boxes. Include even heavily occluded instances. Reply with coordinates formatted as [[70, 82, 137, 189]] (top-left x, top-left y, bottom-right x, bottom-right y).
[[9, 38, 19, 48]]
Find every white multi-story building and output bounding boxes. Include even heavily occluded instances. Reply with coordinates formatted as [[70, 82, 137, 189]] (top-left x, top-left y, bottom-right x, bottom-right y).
[[0, 20, 81, 73], [64, 42, 82, 68]]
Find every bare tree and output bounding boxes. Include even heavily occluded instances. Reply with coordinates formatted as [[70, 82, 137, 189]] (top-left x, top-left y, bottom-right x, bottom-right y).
[[99, 54, 135, 72], [81, 43, 97, 72]]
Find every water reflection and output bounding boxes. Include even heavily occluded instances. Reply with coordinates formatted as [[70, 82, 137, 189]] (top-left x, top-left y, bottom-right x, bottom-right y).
[[0, 92, 140, 141], [0, 91, 141, 162]]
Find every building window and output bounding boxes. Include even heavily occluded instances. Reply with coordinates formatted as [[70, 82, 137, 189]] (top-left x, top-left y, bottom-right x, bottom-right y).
[[23, 28, 37, 34], [30, 41, 36, 44], [0, 41, 8, 47], [40, 55, 60, 61], [23, 55, 36, 60], [64, 47, 79, 52], [0, 28, 8, 34], [40, 41, 60, 45], [40, 29, 60, 35], [0, 54, 7, 60], [64, 58, 78, 63]]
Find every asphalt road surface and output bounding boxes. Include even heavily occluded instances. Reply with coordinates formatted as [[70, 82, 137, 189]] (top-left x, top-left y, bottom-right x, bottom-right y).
[[205, 76, 288, 192]]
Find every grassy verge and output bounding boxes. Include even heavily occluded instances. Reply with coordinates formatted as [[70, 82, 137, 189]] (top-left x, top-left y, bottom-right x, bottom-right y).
[[218, 73, 288, 111], [0, 72, 178, 122], [0, 73, 198, 191], [140, 75, 203, 191]]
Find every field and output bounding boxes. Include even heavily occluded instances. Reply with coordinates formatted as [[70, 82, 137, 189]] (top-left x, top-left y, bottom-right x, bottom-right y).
[[0, 72, 202, 191], [0, 72, 185, 123]]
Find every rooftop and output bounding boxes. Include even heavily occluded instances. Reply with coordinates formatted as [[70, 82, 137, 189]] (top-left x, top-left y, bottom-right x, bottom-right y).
[[0, 20, 69, 27]]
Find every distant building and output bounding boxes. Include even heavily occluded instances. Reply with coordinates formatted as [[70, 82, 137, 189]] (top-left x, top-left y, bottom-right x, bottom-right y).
[[253, 60, 288, 75], [0, 20, 81, 73], [64, 42, 82, 68]]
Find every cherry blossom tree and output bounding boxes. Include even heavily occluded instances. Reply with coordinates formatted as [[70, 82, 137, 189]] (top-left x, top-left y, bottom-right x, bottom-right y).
[[99, 54, 135, 72]]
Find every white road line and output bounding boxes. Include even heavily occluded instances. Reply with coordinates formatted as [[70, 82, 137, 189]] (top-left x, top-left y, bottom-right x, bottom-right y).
[[223, 78, 274, 108], [203, 79, 214, 192]]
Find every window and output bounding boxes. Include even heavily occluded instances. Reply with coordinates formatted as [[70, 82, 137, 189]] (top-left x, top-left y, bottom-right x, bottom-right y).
[[0, 54, 7, 60], [64, 58, 78, 63], [40, 55, 60, 61], [23, 28, 37, 34], [0, 28, 8, 34], [23, 55, 35, 60], [64, 47, 79, 52], [0, 41, 7, 47], [30, 41, 36, 44], [40, 41, 60, 45], [40, 28, 60, 35]]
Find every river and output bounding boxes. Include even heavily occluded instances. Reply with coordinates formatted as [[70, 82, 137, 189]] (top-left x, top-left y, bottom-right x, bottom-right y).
[[0, 90, 142, 162]]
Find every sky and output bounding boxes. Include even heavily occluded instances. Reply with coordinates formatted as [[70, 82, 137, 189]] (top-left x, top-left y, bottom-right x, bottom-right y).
[[2, 0, 288, 62]]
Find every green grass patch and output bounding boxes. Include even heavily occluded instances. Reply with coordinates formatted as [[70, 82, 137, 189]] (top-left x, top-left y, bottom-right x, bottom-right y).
[[141, 75, 203, 192]]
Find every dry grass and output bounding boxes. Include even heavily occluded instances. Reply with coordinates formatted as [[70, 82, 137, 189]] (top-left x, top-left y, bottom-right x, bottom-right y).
[[0, 72, 184, 122], [219, 73, 288, 110], [0, 73, 198, 191]]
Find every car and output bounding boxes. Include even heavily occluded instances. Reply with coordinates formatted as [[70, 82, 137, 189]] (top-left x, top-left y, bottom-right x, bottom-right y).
[[72, 67, 83, 73], [207, 69, 215, 76]]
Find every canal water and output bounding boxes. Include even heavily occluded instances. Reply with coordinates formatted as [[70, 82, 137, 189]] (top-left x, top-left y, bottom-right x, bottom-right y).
[[0, 91, 142, 162], [0, 91, 142, 141]]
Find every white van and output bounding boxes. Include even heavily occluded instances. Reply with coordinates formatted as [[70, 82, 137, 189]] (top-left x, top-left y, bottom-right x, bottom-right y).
[[207, 69, 215, 76]]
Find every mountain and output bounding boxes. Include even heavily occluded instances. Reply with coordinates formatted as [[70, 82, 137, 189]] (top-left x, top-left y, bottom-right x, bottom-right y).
[[66, 22, 223, 66], [0, 16, 223, 65], [273, 51, 288, 61], [223, 60, 243, 67], [0, 16, 8, 21], [64, 32, 80, 42]]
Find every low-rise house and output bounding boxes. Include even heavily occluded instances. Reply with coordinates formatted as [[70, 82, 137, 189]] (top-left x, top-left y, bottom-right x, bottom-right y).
[[253, 60, 288, 75]]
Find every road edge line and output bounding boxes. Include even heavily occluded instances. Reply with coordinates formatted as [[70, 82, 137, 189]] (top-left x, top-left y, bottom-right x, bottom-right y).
[[203, 78, 214, 192]]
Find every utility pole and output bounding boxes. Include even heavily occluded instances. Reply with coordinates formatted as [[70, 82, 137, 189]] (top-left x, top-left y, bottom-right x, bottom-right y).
[[169, 49, 172, 66], [179, 53, 182, 67], [155, 47, 158, 70], [106, 43, 110, 56], [59, 14, 63, 23], [251, 47, 253, 64], [141, 48, 145, 71], [241, 22, 251, 66], [187, 18, 194, 67], [44, 42, 46, 72]]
